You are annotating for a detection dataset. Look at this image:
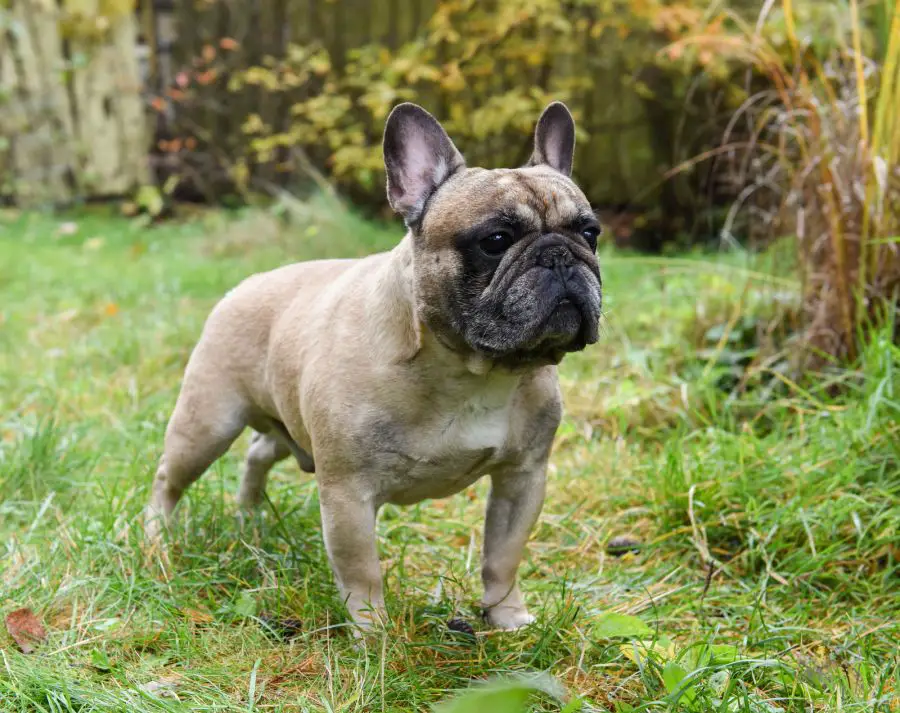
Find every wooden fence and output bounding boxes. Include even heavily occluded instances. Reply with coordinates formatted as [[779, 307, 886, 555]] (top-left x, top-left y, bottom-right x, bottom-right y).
[[0, 0, 149, 207]]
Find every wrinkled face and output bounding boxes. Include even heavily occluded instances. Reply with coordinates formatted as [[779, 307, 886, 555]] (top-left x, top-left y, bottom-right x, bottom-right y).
[[414, 166, 602, 366], [383, 101, 602, 367]]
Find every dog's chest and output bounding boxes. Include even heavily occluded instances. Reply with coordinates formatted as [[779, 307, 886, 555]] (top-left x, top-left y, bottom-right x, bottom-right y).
[[373, 387, 514, 505]]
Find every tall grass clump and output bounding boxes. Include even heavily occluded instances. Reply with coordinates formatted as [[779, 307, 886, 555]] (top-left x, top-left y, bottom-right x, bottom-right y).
[[682, 0, 900, 367]]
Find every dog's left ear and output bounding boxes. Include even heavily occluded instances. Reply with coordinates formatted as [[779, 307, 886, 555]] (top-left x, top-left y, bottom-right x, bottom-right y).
[[527, 102, 576, 177], [383, 103, 465, 225]]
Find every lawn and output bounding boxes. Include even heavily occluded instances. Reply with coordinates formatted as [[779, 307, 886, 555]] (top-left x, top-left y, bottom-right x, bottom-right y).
[[1, 199, 898, 712]]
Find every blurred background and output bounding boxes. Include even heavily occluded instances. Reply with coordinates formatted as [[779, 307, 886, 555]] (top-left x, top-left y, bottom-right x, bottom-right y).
[[1, 0, 898, 363]]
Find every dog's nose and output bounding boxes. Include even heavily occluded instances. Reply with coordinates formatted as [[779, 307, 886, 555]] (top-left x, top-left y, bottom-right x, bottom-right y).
[[537, 243, 574, 270]]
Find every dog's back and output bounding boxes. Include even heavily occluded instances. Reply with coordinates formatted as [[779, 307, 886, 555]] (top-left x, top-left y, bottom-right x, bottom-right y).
[[187, 258, 357, 416]]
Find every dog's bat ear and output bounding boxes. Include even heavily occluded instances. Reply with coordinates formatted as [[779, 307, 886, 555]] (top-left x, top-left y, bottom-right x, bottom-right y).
[[383, 103, 465, 225], [527, 102, 576, 177]]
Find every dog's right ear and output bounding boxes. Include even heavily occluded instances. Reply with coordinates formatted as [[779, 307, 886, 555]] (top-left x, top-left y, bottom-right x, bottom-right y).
[[383, 103, 465, 226]]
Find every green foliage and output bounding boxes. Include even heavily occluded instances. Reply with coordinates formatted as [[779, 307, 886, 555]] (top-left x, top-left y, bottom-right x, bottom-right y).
[[59, 0, 135, 41], [159, 0, 745, 215], [433, 675, 567, 713], [151, 0, 897, 246]]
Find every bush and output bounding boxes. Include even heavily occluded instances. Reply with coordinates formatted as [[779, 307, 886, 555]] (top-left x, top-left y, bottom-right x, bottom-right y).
[[680, 0, 900, 365], [151, 0, 746, 241]]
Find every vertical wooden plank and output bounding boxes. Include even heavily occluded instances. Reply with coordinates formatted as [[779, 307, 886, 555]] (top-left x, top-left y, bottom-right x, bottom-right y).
[[386, 0, 399, 49], [69, 7, 150, 195], [3, 0, 76, 204], [330, 0, 345, 72], [109, 11, 152, 190], [140, 0, 159, 93]]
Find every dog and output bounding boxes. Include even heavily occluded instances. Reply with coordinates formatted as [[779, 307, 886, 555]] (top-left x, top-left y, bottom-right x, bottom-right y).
[[145, 101, 602, 631]]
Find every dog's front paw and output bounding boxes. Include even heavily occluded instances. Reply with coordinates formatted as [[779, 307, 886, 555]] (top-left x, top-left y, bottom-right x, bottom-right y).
[[345, 596, 388, 636], [484, 605, 535, 631]]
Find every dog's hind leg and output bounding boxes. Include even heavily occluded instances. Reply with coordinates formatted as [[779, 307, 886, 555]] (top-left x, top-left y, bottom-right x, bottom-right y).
[[237, 431, 290, 508], [238, 420, 316, 508], [145, 380, 247, 540]]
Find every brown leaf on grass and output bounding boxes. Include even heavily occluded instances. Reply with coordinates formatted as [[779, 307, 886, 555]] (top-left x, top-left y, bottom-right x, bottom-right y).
[[5, 608, 47, 653], [183, 608, 213, 624], [266, 656, 321, 687]]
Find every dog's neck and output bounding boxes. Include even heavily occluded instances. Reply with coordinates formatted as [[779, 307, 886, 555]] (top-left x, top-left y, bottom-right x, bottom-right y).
[[380, 234, 496, 376]]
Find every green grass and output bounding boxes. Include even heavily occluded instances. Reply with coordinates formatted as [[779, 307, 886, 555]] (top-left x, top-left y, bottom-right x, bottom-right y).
[[1, 198, 898, 712]]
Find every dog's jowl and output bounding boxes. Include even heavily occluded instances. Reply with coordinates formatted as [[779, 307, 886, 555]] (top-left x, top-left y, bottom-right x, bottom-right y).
[[146, 101, 603, 631]]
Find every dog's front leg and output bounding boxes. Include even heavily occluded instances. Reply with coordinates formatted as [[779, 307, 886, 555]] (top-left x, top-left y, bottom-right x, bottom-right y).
[[318, 481, 386, 629], [481, 463, 546, 630]]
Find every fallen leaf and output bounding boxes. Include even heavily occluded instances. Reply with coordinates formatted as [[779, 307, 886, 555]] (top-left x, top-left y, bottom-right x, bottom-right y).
[[5, 608, 47, 653], [138, 675, 180, 699], [90, 648, 113, 672], [434, 675, 566, 713], [619, 635, 677, 666], [267, 656, 321, 686], [183, 608, 213, 624], [233, 591, 256, 618], [91, 617, 121, 631], [593, 611, 651, 639], [606, 535, 642, 556]]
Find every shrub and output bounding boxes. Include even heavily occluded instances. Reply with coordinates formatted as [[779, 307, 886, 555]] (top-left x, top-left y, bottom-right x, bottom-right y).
[[150, 0, 748, 240], [681, 0, 900, 366]]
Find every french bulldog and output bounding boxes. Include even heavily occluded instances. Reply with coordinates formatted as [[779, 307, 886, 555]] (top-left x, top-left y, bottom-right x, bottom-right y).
[[145, 101, 602, 631]]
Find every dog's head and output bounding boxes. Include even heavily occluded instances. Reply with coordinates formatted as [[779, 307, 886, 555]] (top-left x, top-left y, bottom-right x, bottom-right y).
[[383, 102, 602, 367]]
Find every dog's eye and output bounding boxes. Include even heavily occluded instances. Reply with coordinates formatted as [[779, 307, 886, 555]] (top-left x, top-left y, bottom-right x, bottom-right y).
[[479, 232, 514, 256], [581, 227, 600, 250]]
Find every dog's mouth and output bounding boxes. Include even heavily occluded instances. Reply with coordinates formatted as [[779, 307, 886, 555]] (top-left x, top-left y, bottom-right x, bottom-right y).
[[538, 292, 600, 349], [464, 288, 601, 368], [542, 297, 582, 339]]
